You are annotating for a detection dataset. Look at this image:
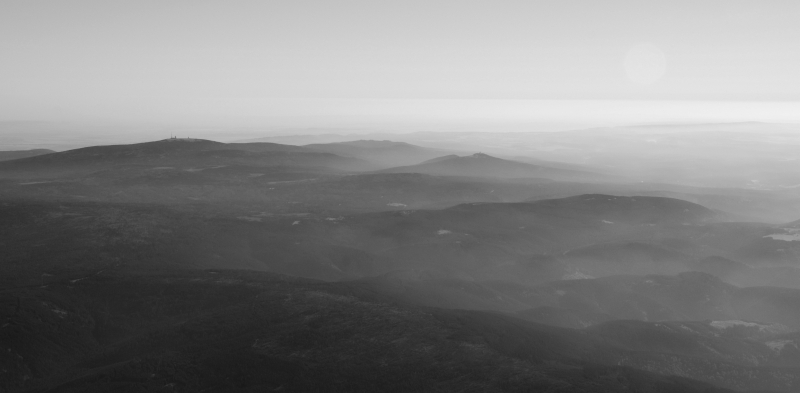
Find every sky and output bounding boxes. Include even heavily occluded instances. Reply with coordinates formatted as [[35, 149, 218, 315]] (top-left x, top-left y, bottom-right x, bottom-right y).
[[2, 0, 800, 128]]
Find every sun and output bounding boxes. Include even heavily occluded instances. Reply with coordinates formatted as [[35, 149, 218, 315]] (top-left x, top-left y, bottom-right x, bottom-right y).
[[623, 43, 667, 86]]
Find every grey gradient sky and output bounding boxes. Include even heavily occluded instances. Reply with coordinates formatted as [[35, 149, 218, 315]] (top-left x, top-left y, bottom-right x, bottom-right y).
[[2, 0, 800, 127]]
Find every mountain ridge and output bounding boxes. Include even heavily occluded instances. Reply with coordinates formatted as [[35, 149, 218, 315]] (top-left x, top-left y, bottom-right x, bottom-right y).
[[379, 152, 600, 181], [0, 138, 374, 176]]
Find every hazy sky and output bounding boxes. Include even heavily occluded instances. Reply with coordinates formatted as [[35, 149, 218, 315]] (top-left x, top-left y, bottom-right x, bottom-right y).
[[2, 0, 800, 127]]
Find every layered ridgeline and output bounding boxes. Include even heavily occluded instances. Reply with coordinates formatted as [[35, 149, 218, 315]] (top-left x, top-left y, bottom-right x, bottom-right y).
[[302, 140, 455, 168], [3, 138, 800, 392], [0, 139, 605, 214], [247, 124, 800, 189], [2, 138, 796, 222], [0, 138, 374, 178]]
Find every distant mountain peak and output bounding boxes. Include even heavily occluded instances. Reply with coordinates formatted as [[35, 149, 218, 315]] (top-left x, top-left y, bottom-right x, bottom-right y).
[[160, 137, 207, 143], [300, 140, 454, 168], [322, 140, 416, 148], [421, 153, 497, 164], [381, 152, 596, 181]]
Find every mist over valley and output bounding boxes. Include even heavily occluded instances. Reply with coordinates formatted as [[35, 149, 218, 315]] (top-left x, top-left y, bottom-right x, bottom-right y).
[[4, 0, 800, 391], [1, 126, 800, 392]]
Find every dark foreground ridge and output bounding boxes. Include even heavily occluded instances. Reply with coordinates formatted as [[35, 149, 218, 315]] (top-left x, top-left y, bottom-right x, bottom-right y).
[[4, 268, 749, 393]]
